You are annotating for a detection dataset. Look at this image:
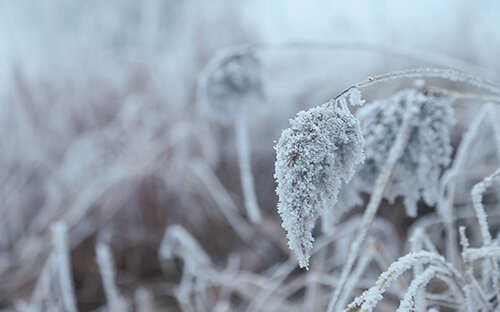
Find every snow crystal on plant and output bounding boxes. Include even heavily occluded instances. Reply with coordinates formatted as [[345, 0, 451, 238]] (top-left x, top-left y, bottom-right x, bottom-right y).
[[346, 251, 454, 312], [356, 89, 455, 217], [274, 101, 364, 268], [347, 87, 365, 106], [471, 169, 500, 246], [198, 48, 263, 124]]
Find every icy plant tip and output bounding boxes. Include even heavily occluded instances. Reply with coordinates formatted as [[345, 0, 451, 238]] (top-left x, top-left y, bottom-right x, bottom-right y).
[[274, 100, 364, 269]]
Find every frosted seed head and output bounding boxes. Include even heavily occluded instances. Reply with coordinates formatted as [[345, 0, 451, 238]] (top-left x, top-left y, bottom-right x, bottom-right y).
[[198, 47, 263, 124], [356, 89, 455, 217], [274, 102, 364, 268]]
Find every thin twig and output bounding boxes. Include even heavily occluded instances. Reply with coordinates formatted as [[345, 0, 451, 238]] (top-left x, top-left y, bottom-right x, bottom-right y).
[[334, 68, 500, 101], [234, 109, 261, 223]]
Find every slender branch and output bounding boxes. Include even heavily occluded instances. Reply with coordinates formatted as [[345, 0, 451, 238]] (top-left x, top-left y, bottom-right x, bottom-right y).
[[234, 109, 261, 223], [334, 68, 500, 101], [471, 169, 500, 302]]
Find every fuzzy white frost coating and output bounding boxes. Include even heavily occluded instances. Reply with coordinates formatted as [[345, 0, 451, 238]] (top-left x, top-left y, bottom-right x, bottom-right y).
[[274, 102, 364, 268], [356, 89, 455, 217], [198, 48, 263, 124]]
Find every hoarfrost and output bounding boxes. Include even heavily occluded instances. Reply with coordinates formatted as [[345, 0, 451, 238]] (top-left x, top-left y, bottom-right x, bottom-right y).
[[197, 47, 263, 124], [274, 101, 364, 268], [357, 89, 455, 217]]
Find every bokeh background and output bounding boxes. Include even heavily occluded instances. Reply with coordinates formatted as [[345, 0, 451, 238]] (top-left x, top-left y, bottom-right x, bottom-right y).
[[1, 1, 500, 311]]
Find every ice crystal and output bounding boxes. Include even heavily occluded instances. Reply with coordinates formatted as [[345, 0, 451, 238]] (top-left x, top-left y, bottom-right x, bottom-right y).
[[274, 101, 364, 268], [356, 89, 455, 217]]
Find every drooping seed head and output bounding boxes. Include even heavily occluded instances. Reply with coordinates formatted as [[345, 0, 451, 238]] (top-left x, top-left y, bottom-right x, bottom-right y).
[[356, 88, 455, 217], [198, 47, 263, 124], [274, 101, 364, 268]]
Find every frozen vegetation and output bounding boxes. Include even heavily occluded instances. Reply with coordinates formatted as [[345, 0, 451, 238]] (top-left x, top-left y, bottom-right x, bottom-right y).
[[1, 1, 500, 311]]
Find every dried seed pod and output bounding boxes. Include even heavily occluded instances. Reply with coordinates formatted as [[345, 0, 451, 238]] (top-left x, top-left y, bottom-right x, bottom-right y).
[[356, 89, 455, 217], [274, 102, 364, 268], [198, 47, 263, 124]]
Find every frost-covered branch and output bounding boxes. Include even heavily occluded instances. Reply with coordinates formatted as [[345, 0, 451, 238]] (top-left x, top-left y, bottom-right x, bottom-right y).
[[345, 251, 464, 312]]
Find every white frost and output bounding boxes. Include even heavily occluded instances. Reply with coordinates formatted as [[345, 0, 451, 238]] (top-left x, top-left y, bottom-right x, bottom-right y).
[[274, 101, 364, 268], [356, 89, 455, 217]]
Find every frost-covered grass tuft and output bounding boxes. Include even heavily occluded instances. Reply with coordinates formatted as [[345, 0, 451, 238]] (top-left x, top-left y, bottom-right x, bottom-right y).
[[274, 101, 364, 268], [197, 47, 265, 224], [3, 13, 500, 310], [198, 47, 264, 124], [357, 88, 455, 217]]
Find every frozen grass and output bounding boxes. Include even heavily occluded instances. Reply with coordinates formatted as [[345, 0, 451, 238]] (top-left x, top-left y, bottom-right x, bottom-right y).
[[2, 2, 500, 311]]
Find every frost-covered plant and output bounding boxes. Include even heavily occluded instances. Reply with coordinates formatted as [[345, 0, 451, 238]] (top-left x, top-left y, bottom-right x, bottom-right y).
[[356, 88, 455, 217], [345, 251, 464, 312], [198, 47, 263, 124], [326, 75, 498, 312], [344, 169, 500, 312], [198, 47, 264, 223], [271, 66, 500, 312], [5, 24, 500, 311], [274, 99, 364, 268]]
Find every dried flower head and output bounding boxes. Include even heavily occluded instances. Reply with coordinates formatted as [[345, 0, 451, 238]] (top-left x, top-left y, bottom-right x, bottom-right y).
[[274, 102, 364, 268], [356, 88, 455, 217], [198, 48, 263, 124]]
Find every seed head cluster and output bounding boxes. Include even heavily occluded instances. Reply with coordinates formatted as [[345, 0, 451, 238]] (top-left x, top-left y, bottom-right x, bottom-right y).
[[274, 102, 364, 268], [356, 89, 455, 216], [198, 49, 263, 124]]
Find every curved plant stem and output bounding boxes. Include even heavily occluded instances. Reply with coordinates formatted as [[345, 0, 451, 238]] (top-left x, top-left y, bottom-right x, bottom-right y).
[[472, 169, 500, 303], [334, 68, 500, 102], [234, 109, 261, 223], [327, 110, 414, 312]]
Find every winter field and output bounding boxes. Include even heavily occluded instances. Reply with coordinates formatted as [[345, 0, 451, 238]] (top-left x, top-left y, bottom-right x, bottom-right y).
[[1, 1, 500, 311]]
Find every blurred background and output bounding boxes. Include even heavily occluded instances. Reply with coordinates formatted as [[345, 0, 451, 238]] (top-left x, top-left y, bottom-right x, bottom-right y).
[[1, 1, 500, 311]]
